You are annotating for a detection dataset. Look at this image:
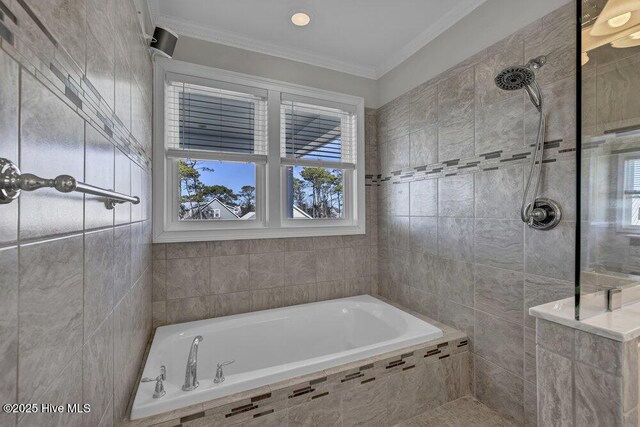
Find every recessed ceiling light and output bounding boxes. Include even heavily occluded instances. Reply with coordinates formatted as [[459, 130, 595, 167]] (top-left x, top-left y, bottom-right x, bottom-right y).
[[291, 12, 311, 27]]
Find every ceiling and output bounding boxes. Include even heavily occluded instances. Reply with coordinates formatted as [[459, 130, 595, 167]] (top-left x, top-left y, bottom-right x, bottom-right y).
[[146, 0, 486, 79]]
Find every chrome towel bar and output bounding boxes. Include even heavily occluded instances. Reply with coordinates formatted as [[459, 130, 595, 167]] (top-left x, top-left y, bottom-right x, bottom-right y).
[[0, 157, 140, 209]]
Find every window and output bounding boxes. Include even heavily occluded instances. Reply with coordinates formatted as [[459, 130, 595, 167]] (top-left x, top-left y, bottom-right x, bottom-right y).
[[281, 98, 356, 221], [621, 157, 640, 229], [153, 60, 365, 242]]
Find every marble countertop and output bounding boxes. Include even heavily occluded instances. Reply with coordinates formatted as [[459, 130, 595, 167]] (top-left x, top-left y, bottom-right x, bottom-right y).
[[529, 296, 640, 342]]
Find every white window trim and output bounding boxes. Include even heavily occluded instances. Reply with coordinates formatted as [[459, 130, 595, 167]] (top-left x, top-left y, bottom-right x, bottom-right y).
[[153, 58, 366, 243], [616, 154, 640, 233]]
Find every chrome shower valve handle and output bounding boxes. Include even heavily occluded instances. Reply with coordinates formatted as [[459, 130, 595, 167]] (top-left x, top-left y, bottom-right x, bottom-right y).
[[141, 365, 167, 399]]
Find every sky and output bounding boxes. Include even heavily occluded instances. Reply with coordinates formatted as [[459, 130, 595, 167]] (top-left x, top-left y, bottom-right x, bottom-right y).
[[195, 161, 255, 194]]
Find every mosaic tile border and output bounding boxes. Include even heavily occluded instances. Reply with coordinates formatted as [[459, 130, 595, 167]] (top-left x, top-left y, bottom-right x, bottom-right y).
[[123, 334, 468, 426], [365, 138, 577, 188], [0, 0, 151, 171]]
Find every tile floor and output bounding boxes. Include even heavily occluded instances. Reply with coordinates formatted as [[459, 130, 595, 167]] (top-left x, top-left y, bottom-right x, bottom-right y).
[[396, 396, 517, 427]]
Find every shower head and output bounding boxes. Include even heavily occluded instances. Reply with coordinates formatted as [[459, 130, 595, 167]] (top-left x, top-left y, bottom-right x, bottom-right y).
[[494, 56, 547, 111], [494, 66, 535, 91]]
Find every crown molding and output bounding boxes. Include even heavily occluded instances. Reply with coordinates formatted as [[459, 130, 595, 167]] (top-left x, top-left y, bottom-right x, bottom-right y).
[[151, 14, 379, 79], [375, 0, 486, 78], [147, 0, 486, 80]]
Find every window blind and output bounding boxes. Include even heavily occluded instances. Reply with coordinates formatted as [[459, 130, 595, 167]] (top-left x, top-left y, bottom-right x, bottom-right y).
[[625, 158, 640, 194], [280, 99, 356, 166], [166, 80, 268, 156]]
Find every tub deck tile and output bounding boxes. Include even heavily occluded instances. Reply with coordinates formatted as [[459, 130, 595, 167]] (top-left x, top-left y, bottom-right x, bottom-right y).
[[128, 296, 470, 427], [201, 385, 272, 412]]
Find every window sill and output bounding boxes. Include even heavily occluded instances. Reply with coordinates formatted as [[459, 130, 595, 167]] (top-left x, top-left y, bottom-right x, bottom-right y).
[[152, 224, 366, 243]]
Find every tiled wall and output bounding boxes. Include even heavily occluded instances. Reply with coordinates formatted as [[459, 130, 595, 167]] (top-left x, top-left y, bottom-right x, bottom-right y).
[[151, 110, 379, 327], [0, 0, 153, 425], [536, 319, 639, 425], [375, 2, 576, 425]]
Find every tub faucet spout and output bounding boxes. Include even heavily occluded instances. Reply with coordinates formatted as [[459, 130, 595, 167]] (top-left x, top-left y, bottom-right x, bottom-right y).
[[182, 335, 203, 391]]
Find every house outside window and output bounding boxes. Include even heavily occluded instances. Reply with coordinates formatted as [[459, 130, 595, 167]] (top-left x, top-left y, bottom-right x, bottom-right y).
[[153, 59, 365, 242]]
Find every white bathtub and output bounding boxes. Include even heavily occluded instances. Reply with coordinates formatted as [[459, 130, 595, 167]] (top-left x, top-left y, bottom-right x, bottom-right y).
[[131, 295, 443, 420]]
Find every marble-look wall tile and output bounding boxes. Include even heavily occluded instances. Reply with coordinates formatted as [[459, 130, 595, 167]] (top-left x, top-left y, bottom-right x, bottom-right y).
[[284, 251, 317, 285], [249, 252, 285, 289], [409, 179, 438, 217], [113, 225, 132, 305], [341, 377, 390, 427], [474, 356, 524, 424], [0, 248, 18, 427], [374, 4, 576, 425], [251, 287, 285, 311], [536, 318, 573, 358], [575, 361, 624, 426], [525, 77, 576, 144], [19, 354, 83, 427], [86, 32, 115, 109], [574, 330, 624, 376], [380, 136, 410, 175], [525, 222, 575, 281], [474, 219, 524, 272], [84, 229, 115, 340], [435, 258, 474, 307], [210, 255, 250, 293], [152, 259, 166, 302], [410, 217, 438, 255], [389, 216, 410, 250], [475, 311, 524, 377], [474, 166, 524, 220], [19, 72, 84, 239], [410, 252, 437, 293], [539, 159, 577, 221], [475, 95, 524, 155], [475, 265, 523, 324], [524, 274, 573, 328], [315, 249, 345, 282], [438, 217, 474, 262], [166, 242, 209, 259], [84, 126, 115, 230], [208, 239, 250, 256], [166, 257, 209, 299], [438, 174, 474, 217], [524, 327, 536, 384], [0, 50, 19, 244], [288, 388, 341, 426], [410, 83, 438, 132], [83, 316, 114, 427], [537, 346, 573, 427], [317, 280, 346, 301], [152, 301, 166, 328], [165, 296, 210, 324], [114, 149, 131, 226], [18, 236, 83, 403], [213, 292, 251, 317], [475, 38, 526, 110], [410, 126, 438, 168], [26, 0, 87, 71], [525, 3, 576, 87], [438, 67, 474, 127], [390, 182, 410, 216]]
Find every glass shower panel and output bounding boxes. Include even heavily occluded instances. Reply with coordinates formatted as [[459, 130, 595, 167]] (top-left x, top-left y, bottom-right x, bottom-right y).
[[579, 0, 640, 318]]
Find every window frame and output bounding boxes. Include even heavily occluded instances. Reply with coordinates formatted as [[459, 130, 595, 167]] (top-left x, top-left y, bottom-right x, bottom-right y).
[[617, 154, 640, 232], [153, 58, 365, 243]]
